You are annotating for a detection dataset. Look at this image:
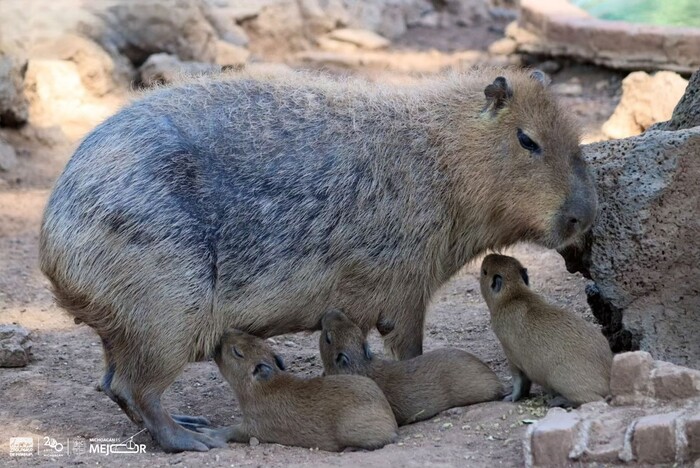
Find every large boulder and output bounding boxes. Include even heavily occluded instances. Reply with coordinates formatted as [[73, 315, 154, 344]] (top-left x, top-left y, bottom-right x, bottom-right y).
[[652, 69, 700, 132], [560, 120, 700, 366], [102, 0, 219, 65], [602, 71, 687, 139], [0, 46, 28, 127]]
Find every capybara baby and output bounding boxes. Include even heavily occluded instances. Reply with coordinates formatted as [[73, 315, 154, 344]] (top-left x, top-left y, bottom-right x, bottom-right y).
[[39, 66, 597, 451], [198, 329, 397, 452], [479, 254, 612, 407], [320, 310, 503, 425]]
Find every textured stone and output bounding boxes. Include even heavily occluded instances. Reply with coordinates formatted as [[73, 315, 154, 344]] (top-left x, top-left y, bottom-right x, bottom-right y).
[[215, 41, 250, 67], [530, 409, 580, 466], [560, 127, 700, 366], [651, 363, 700, 400], [653, 69, 700, 131], [687, 413, 700, 459], [632, 412, 680, 464], [0, 138, 18, 171], [0, 50, 28, 127], [602, 71, 687, 139], [0, 324, 32, 367], [510, 0, 700, 72], [138, 53, 219, 87], [610, 351, 653, 398], [327, 28, 390, 50], [488, 38, 517, 56]]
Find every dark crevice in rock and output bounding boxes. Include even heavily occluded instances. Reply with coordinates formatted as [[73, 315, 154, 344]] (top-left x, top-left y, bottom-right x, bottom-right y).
[[585, 284, 641, 353]]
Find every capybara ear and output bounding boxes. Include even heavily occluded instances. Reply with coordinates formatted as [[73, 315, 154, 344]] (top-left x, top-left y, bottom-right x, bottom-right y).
[[483, 76, 513, 115], [491, 274, 503, 293], [529, 69, 551, 88], [519, 268, 529, 286], [362, 342, 372, 361], [253, 363, 274, 381], [274, 354, 286, 370], [335, 352, 350, 368]]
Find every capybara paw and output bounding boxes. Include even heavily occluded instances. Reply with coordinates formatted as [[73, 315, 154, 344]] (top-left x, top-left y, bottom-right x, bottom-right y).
[[502, 393, 515, 402]]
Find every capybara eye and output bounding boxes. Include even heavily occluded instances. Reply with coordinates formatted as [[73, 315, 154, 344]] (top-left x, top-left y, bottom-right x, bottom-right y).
[[233, 346, 244, 358], [482, 269, 487, 275], [325, 331, 331, 344], [274, 354, 286, 370], [517, 128, 541, 155], [362, 342, 372, 361], [491, 274, 503, 293]]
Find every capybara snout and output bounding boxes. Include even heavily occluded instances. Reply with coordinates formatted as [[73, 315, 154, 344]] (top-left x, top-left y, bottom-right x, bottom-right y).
[[218, 329, 286, 383]]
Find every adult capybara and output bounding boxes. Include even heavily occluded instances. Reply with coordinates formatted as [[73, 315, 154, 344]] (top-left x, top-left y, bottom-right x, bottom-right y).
[[39, 67, 597, 451], [319, 309, 503, 425], [197, 329, 397, 451], [479, 254, 612, 407]]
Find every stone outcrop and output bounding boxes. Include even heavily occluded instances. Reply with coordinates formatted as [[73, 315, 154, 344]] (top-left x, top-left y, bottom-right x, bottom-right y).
[[525, 352, 700, 466], [560, 71, 700, 367], [602, 71, 687, 139], [653, 69, 700, 131], [0, 47, 28, 128], [0, 324, 33, 367], [138, 53, 220, 87], [507, 0, 700, 73]]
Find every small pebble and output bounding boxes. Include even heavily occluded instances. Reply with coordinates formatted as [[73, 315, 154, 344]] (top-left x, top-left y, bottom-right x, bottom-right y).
[[249, 437, 260, 447]]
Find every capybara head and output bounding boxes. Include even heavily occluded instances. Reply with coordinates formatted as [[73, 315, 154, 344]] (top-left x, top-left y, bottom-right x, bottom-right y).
[[479, 254, 530, 310], [319, 309, 373, 375], [215, 329, 286, 390], [450, 69, 597, 250]]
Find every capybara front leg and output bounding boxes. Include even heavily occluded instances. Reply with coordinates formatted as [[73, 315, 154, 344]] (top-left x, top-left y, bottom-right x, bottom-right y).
[[503, 366, 531, 402], [135, 393, 225, 453]]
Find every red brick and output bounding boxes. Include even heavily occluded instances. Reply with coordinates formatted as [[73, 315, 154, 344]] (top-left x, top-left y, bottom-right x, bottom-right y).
[[687, 412, 700, 459], [531, 410, 580, 466], [610, 351, 653, 397], [633, 412, 680, 464], [652, 363, 700, 400]]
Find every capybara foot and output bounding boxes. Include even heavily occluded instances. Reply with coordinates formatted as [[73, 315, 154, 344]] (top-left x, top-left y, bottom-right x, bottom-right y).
[[153, 424, 226, 453], [193, 424, 249, 444], [171, 414, 211, 431]]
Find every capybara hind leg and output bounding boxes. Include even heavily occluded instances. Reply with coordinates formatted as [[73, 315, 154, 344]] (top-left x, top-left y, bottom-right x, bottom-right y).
[[382, 312, 424, 360], [135, 393, 225, 453], [99, 362, 144, 424], [171, 414, 211, 431], [194, 424, 250, 444]]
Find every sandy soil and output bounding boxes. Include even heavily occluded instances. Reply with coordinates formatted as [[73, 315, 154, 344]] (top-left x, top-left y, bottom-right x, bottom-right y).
[[0, 25, 622, 467]]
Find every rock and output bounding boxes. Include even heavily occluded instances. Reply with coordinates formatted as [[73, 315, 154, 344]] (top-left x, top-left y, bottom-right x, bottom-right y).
[[0, 138, 18, 171], [602, 71, 688, 139], [25, 59, 86, 125], [653, 68, 700, 131], [327, 28, 390, 50], [537, 60, 561, 75], [215, 41, 250, 67], [202, 3, 250, 47], [550, 82, 582, 96], [488, 37, 517, 56], [0, 324, 32, 367], [559, 126, 700, 366], [509, 0, 700, 72], [632, 412, 681, 464], [529, 409, 580, 466], [138, 53, 219, 87], [651, 363, 700, 400], [0, 50, 29, 127], [104, 0, 219, 64], [610, 351, 653, 399], [440, 0, 490, 27], [249, 436, 260, 447], [30, 34, 127, 96], [687, 412, 700, 459]]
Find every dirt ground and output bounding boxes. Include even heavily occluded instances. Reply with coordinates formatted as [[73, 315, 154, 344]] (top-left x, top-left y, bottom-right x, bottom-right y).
[[0, 25, 623, 467]]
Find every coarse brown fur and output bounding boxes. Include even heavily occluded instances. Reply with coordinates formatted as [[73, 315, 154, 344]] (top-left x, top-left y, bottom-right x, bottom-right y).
[[202, 329, 398, 452], [479, 254, 612, 407], [319, 309, 503, 425], [39, 66, 596, 451]]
